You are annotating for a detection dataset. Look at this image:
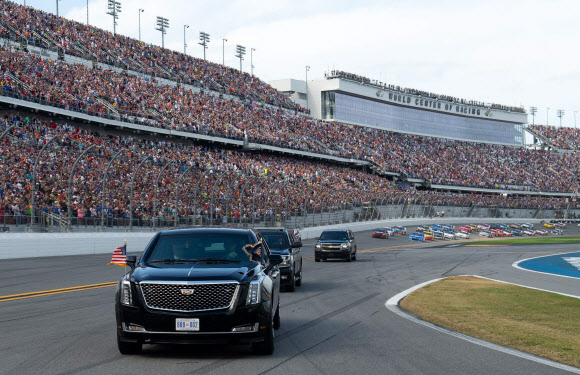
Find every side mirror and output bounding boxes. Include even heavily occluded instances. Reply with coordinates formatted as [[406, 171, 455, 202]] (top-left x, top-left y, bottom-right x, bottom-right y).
[[292, 242, 303, 248], [126, 254, 137, 270], [269, 254, 283, 266]]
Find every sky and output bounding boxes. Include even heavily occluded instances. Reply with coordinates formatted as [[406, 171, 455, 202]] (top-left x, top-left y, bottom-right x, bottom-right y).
[[18, 0, 580, 127]]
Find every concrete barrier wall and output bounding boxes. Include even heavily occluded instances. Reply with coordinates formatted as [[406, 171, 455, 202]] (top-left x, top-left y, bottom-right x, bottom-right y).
[[0, 217, 546, 260]]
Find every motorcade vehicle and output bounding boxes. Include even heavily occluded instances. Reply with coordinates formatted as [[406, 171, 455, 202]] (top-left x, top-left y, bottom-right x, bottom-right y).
[[372, 228, 389, 239], [416, 225, 430, 232], [510, 224, 522, 229], [258, 229, 303, 292], [511, 229, 522, 236], [433, 231, 444, 240], [409, 232, 425, 242], [523, 229, 535, 236], [383, 227, 395, 236], [443, 231, 456, 240], [455, 231, 470, 239], [422, 231, 434, 241], [394, 226, 407, 235], [315, 230, 357, 262], [521, 223, 533, 229], [543, 223, 556, 229], [535, 229, 548, 236], [115, 228, 283, 355], [479, 230, 491, 237]]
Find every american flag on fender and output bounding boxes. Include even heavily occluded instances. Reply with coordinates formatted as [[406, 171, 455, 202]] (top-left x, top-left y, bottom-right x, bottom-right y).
[[108, 243, 127, 266]]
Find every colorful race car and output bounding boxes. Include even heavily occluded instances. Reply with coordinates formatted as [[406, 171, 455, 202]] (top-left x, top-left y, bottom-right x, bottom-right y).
[[479, 230, 492, 237], [511, 229, 522, 236], [442, 224, 455, 231], [521, 223, 533, 229], [430, 224, 442, 232], [510, 223, 522, 229], [551, 228, 564, 235], [433, 231, 444, 240], [383, 227, 395, 236], [478, 224, 490, 230], [423, 231, 434, 241], [394, 226, 407, 235], [456, 231, 470, 239], [459, 225, 471, 233], [372, 228, 389, 239], [443, 231, 456, 240], [543, 223, 555, 229], [535, 229, 548, 236], [409, 232, 425, 242], [523, 229, 535, 236], [416, 225, 430, 232]]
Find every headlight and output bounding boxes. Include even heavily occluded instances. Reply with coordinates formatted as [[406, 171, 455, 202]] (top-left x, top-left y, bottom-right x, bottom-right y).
[[121, 279, 133, 306], [281, 255, 292, 267], [341, 243, 348, 249], [246, 276, 263, 305], [315, 244, 321, 249]]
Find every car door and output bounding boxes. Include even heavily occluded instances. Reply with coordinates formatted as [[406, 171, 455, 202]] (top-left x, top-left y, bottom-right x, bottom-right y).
[[289, 232, 302, 275]]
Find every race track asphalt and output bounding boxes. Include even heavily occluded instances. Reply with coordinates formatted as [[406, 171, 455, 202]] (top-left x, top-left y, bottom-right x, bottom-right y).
[[0, 224, 579, 375]]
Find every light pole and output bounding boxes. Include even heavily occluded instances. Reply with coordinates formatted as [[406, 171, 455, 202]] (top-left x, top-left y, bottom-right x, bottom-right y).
[[547, 107, 550, 126], [198, 31, 210, 60], [222, 38, 227, 65], [87, 0, 89, 24], [183, 25, 189, 54], [56, 0, 60, 16], [250, 48, 255, 75], [106, 0, 121, 35], [530, 106, 537, 126], [305, 65, 310, 111], [155, 16, 169, 48], [557, 109, 565, 128], [138, 9, 144, 41], [235, 45, 246, 72]]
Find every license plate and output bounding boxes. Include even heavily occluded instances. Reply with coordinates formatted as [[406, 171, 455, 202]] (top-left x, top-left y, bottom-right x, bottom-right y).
[[176, 318, 199, 331]]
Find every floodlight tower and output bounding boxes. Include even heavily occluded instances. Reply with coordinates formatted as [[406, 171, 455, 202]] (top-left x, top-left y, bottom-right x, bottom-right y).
[[529, 106, 537, 126], [557, 109, 565, 128], [106, 0, 122, 35], [199, 32, 210, 60], [235, 45, 246, 72], [156, 16, 169, 48], [250, 48, 255, 75], [184, 25, 189, 54]]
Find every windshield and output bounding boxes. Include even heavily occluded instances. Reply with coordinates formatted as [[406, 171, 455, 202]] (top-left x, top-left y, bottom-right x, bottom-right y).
[[260, 232, 291, 250], [145, 233, 258, 263], [319, 231, 349, 241]]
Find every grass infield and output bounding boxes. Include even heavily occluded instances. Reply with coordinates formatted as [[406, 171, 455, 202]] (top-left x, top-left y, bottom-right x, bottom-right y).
[[400, 276, 580, 368], [466, 236, 580, 246]]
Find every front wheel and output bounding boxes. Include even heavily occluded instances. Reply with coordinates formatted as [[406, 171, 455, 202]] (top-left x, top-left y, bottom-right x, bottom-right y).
[[352, 251, 357, 261], [273, 303, 280, 330], [117, 332, 142, 355], [287, 269, 296, 292], [252, 312, 274, 355]]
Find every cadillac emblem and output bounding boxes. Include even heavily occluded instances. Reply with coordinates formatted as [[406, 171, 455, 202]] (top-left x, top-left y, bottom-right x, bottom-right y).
[[180, 289, 194, 296]]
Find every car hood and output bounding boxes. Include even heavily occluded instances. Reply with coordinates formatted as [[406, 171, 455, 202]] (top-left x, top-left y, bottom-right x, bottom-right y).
[[131, 261, 260, 283], [270, 249, 291, 255], [317, 239, 348, 243]]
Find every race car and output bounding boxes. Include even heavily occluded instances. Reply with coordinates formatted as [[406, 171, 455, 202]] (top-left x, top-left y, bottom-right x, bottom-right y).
[[423, 231, 434, 241], [543, 223, 555, 229], [511, 229, 522, 236], [430, 224, 442, 232], [443, 231, 456, 240], [499, 223, 508, 229], [535, 229, 548, 236], [394, 226, 407, 235], [510, 223, 522, 229], [442, 224, 455, 231], [372, 228, 389, 239], [383, 227, 395, 236], [416, 225, 430, 232], [478, 224, 490, 230], [554, 222, 566, 228], [523, 229, 535, 236], [409, 232, 425, 242], [456, 231, 470, 239], [491, 229, 503, 237], [521, 223, 533, 229], [502, 230, 512, 237], [551, 228, 564, 235], [479, 230, 492, 237], [433, 231, 444, 240], [459, 225, 471, 233]]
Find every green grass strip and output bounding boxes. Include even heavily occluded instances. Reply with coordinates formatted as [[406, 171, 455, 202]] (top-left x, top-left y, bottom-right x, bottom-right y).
[[467, 236, 580, 245], [401, 276, 580, 368]]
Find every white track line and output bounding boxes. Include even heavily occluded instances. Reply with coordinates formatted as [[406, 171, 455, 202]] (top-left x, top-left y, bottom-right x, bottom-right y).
[[385, 276, 580, 374], [513, 251, 580, 280]]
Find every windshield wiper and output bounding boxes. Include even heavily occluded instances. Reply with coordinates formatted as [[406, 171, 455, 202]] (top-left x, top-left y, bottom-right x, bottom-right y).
[[192, 258, 241, 263], [149, 258, 199, 263]]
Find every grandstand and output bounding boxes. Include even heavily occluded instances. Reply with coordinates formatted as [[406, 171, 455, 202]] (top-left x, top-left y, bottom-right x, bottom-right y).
[[0, 0, 578, 232]]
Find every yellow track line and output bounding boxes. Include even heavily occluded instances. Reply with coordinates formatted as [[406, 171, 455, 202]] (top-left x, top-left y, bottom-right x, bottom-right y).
[[0, 282, 117, 302]]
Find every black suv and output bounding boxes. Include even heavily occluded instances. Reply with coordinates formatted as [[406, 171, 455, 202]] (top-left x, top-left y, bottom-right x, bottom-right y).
[[115, 228, 282, 355], [315, 229, 357, 262], [257, 229, 303, 292]]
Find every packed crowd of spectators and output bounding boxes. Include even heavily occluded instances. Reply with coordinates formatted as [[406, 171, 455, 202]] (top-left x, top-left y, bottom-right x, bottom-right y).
[[326, 70, 526, 113], [0, 45, 577, 193], [528, 124, 580, 151], [0, 0, 305, 113], [0, 114, 575, 228]]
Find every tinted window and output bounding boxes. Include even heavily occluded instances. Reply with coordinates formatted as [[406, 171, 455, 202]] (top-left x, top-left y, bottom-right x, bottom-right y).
[[320, 231, 349, 241], [260, 232, 290, 250], [146, 233, 257, 262]]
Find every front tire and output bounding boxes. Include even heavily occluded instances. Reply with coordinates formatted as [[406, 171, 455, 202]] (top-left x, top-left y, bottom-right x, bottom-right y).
[[273, 303, 280, 330], [287, 269, 296, 292], [117, 332, 142, 355], [346, 250, 353, 262], [295, 264, 302, 287], [352, 251, 357, 261], [252, 312, 274, 355]]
